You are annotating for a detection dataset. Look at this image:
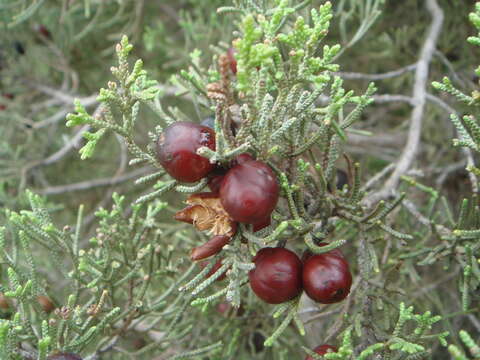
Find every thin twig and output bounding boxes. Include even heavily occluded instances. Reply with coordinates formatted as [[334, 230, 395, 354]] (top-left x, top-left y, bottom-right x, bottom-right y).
[[335, 63, 417, 81], [37, 166, 151, 195], [364, 0, 444, 206]]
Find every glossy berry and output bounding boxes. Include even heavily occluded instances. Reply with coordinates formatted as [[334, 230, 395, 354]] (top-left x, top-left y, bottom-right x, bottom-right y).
[[220, 159, 279, 224], [303, 251, 352, 304], [156, 122, 216, 182], [249, 247, 302, 304], [305, 344, 338, 360], [47, 353, 82, 360]]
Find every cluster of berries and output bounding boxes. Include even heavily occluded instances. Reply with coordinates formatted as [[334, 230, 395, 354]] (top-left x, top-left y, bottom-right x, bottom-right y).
[[250, 246, 350, 358], [155, 120, 279, 261], [153, 47, 352, 358]]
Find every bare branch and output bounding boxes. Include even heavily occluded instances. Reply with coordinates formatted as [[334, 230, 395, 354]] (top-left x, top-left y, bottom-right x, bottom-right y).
[[363, 0, 444, 206], [37, 167, 151, 196], [335, 63, 417, 81]]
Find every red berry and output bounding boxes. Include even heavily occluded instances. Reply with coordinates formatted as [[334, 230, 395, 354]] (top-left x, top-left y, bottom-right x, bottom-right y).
[[302, 252, 352, 304], [47, 353, 82, 360], [305, 345, 338, 360], [220, 160, 279, 224], [199, 259, 227, 281], [249, 247, 302, 304], [156, 122, 216, 182], [227, 48, 237, 74]]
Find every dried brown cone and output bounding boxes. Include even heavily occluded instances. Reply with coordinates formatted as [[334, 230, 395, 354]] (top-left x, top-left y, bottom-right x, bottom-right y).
[[175, 192, 236, 237], [175, 192, 237, 260]]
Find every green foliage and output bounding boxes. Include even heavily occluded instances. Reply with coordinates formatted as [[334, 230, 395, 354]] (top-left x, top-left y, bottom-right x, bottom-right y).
[[0, 190, 226, 359], [1, 0, 480, 359], [448, 330, 480, 360]]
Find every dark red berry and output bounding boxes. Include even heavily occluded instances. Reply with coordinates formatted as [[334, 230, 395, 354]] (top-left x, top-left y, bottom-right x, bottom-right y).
[[303, 252, 352, 304], [249, 247, 302, 304], [220, 159, 279, 224], [47, 353, 82, 360], [156, 122, 216, 182], [227, 48, 237, 74], [305, 345, 338, 360], [199, 259, 227, 281]]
